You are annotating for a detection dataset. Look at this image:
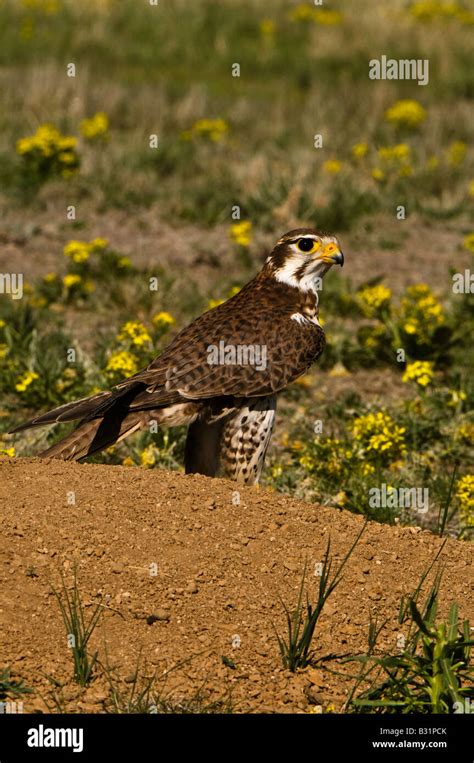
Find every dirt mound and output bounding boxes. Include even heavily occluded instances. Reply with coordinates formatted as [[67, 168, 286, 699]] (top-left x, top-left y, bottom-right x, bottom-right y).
[[1, 458, 472, 713]]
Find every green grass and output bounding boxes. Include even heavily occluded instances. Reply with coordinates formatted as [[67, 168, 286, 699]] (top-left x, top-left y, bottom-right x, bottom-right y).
[[51, 568, 103, 686], [346, 563, 474, 713], [275, 524, 365, 672]]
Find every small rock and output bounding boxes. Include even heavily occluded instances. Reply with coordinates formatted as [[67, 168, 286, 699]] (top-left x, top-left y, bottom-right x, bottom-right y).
[[146, 609, 170, 624]]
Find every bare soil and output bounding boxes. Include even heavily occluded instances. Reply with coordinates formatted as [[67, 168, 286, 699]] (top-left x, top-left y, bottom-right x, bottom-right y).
[[1, 457, 472, 714]]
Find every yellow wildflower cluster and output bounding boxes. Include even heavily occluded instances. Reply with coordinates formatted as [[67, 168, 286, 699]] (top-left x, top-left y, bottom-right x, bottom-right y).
[[117, 321, 152, 347], [463, 233, 474, 254], [0, 443, 15, 457], [323, 159, 343, 174], [409, 1, 474, 23], [377, 144, 413, 177], [140, 445, 157, 468], [230, 221, 252, 247], [15, 371, 39, 393], [400, 284, 445, 341], [79, 112, 109, 141], [152, 311, 175, 329], [352, 411, 407, 461], [352, 143, 368, 159], [182, 118, 229, 143], [62, 274, 82, 289], [105, 351, 139, 378], [16, 124, 79, 178], [300, 438, 346, 477], [289, 4, 343, 25], [63, 237, 108, 264], [455, 474, 474, 528], [456, 422, 474, 444], [357, 284, 392, 317], [402, 360, 435, 387], [385, 100, 427, 129], [446, 141, 467, 167]]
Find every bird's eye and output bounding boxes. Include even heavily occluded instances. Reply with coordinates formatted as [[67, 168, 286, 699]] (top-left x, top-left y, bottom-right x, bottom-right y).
[[297, 238, 316, 253]]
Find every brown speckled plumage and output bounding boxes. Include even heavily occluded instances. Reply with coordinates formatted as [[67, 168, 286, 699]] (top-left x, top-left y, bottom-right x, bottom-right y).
[[11, 228, 343, 484]]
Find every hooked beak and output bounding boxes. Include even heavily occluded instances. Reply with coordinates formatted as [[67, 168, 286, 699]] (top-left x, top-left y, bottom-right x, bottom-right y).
[[317, 248, 344, 267], [331, 250, 344, 267]]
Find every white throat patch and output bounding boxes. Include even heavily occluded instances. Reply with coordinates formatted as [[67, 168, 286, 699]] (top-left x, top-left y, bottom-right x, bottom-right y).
[[274, 261, 324, 294]]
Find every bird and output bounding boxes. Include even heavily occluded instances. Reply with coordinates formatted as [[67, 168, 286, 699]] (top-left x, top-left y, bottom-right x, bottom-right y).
[[11, 228, 344, 485]]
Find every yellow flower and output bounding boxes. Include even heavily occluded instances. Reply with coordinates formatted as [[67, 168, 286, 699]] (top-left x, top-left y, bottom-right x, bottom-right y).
[[90, 237, 108, 251], [0, 320, 5, 329], [15, 371, 39, 393], [105, 351, 139, 377], [230, 220, 252, 247], [402, 360, 435, 387], [371, 168, 385, 182], [352, 411, 406, 462], [122, 456, 134, 467], [0, 445, 15, 457], [409, 1, 463, 22], [184, 118, 229, 143], [357, 284, 392, 317], [385, 100, 426, 129], [260, 18, 276, 37], [79, 112, 109, 141], [63, 240, 90, 263], [16, 124, 79, 174], [400, 284, 445, 343], [352, 143, 368, 159], [457, 422, 474, 444], [455, 474, 474, 528], [323, 160, 342, 174], [140, 445, 156, 468], [378, 144, 411, 163], [446, 140, 467, 167], [448, 389, 467, 408], [117, 320, 152, 347], [62, 274, 82, 289], [463, 233, 474, 254], [152, 311, 175, 328], [289, 4, 343, 24]]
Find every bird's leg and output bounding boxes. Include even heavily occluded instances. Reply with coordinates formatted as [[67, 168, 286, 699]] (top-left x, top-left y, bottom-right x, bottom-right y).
[[184, 418, 225, 477], [219, 396, 277, 485]]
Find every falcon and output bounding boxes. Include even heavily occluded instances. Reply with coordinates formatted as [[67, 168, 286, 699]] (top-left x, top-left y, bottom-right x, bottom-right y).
[[11, 228, 344, 484]]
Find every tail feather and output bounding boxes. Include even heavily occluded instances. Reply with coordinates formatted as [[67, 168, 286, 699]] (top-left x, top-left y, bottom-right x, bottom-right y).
[[39, 412, 145, 461], [9, 383, 143, 434]]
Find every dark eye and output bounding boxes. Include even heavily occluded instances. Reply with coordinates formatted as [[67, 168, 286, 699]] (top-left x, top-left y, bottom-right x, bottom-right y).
[[297, 238, 314, 252]]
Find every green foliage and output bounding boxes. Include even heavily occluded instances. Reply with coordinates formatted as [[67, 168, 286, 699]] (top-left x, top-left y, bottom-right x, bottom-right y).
[[275, 526, 365, 672], [348, 567, 474, 713], [51, 568, 103, 686]]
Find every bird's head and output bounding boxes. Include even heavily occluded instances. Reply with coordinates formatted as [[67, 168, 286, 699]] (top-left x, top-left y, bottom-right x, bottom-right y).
[[265, 228, 344, 294]]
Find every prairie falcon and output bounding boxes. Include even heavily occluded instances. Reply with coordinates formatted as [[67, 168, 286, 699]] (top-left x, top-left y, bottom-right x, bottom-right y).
[[11, 229, 344, 484]]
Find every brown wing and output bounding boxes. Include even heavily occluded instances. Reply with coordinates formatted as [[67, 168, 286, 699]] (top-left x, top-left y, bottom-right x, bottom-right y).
[[119, 275, 325, 410]]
